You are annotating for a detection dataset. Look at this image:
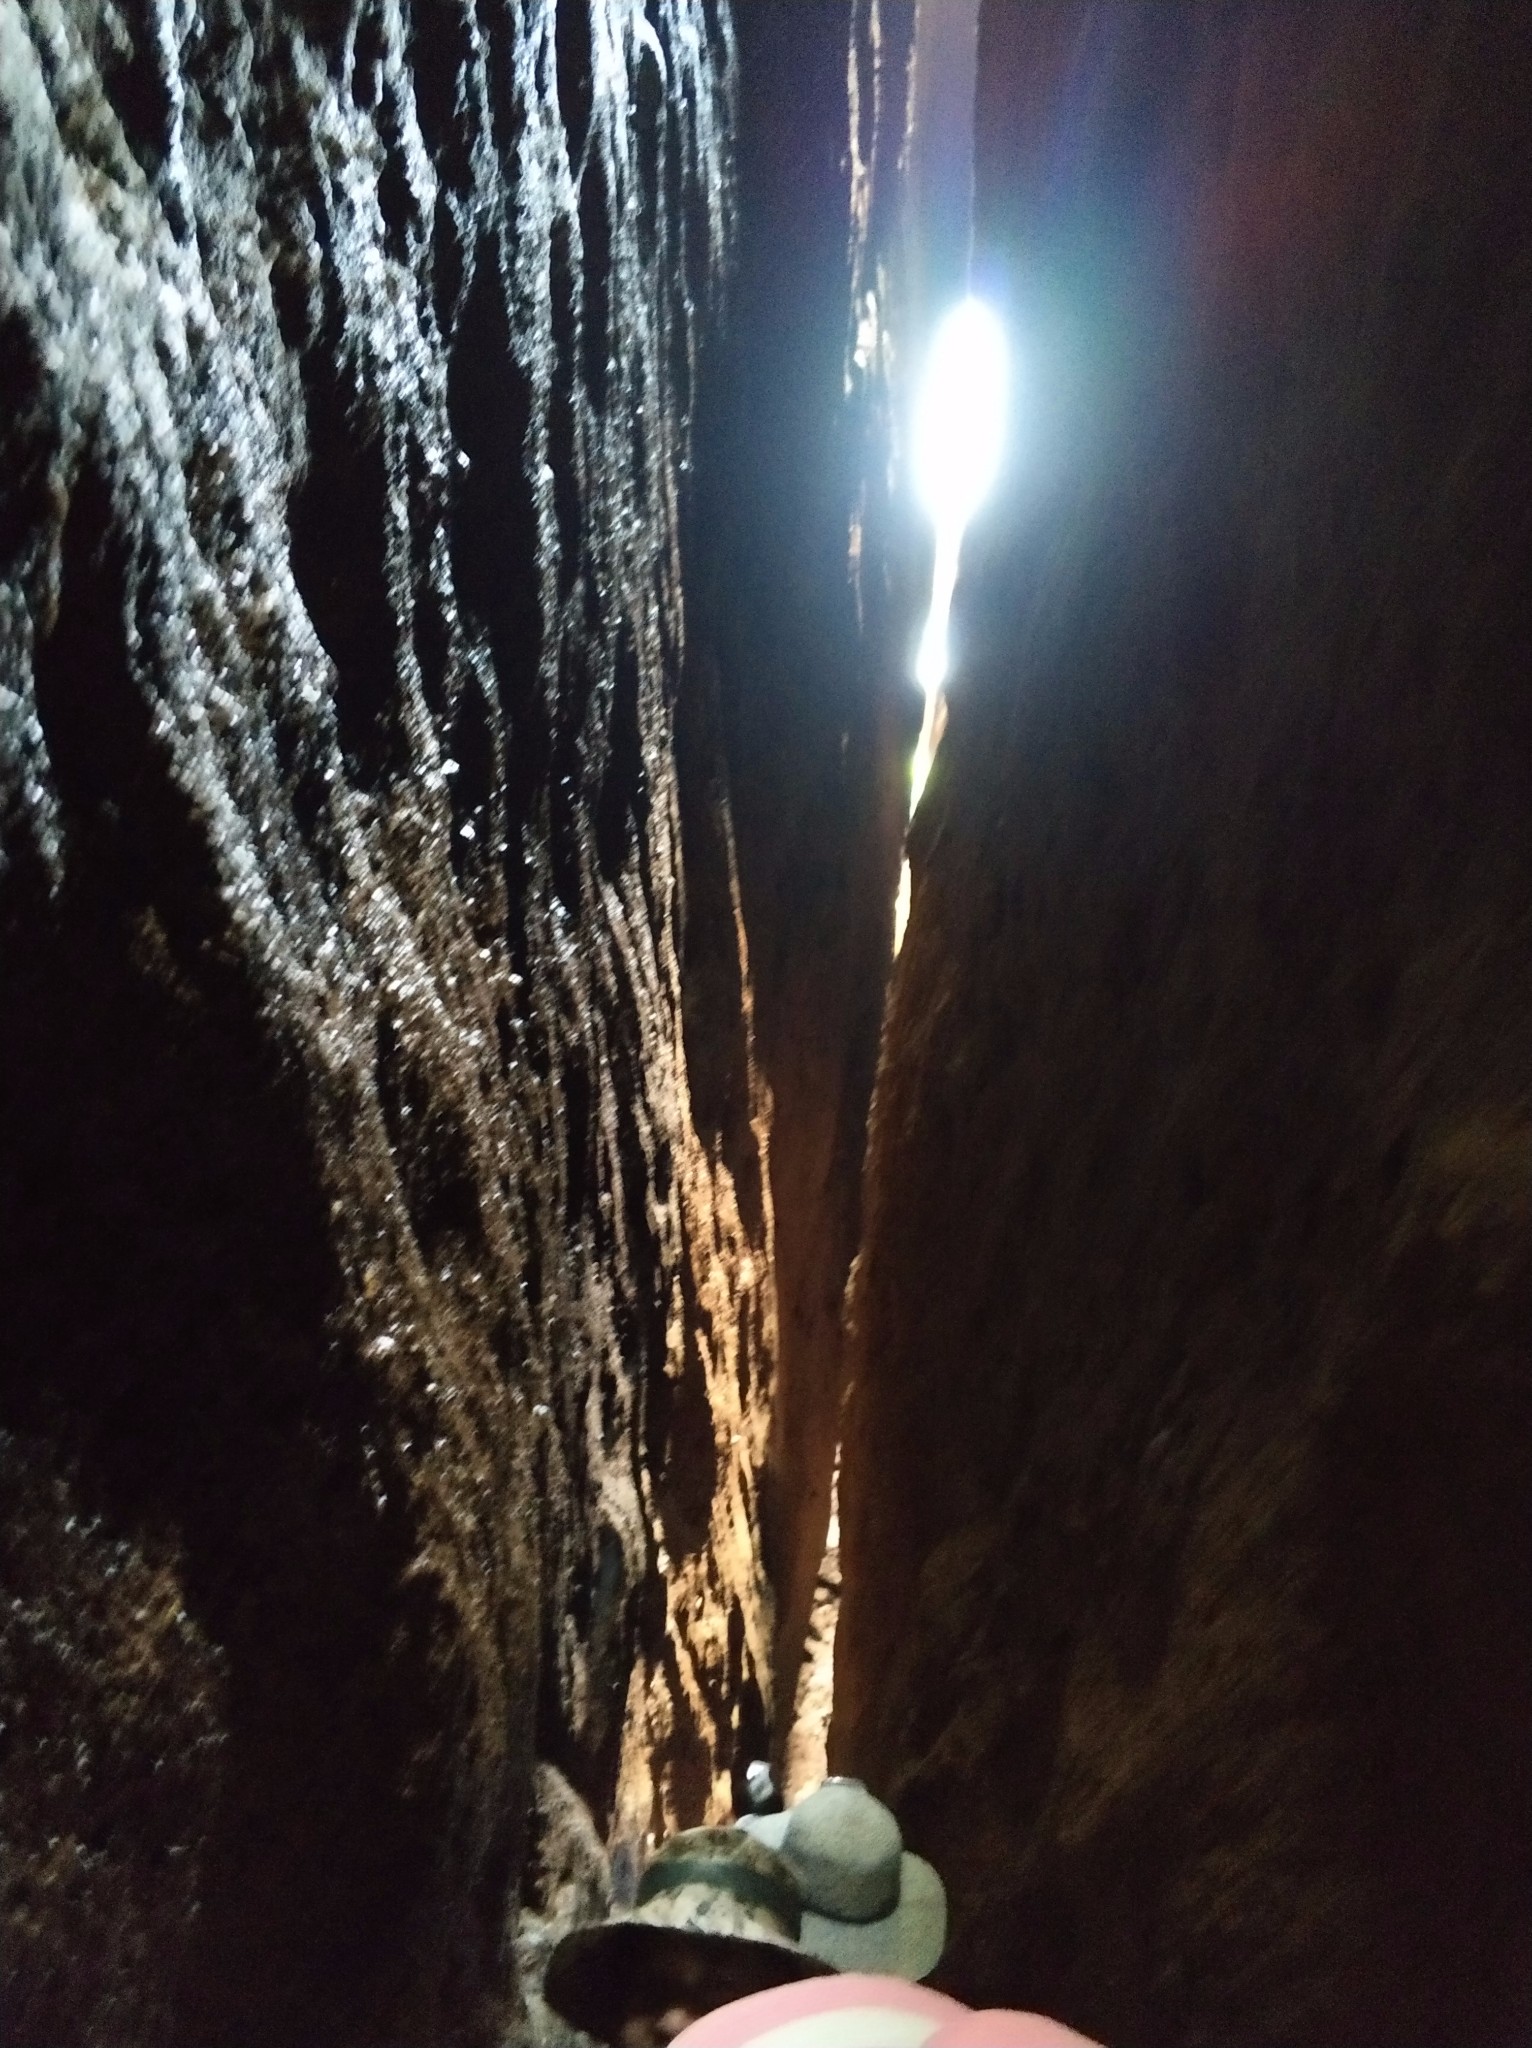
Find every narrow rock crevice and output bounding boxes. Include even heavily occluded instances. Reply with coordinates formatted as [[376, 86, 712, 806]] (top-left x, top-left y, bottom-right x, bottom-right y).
[[3, 5, 1530, 2046]]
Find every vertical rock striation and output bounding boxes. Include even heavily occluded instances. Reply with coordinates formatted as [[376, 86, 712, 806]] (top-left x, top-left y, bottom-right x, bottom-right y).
[[688, 0, 915, 1734], [835, 7, 1532, 2044], [0, 1, 771, 2042]]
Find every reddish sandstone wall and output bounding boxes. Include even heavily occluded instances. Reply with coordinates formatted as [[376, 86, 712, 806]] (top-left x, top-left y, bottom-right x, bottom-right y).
[[834, 9, 1532, 2043]]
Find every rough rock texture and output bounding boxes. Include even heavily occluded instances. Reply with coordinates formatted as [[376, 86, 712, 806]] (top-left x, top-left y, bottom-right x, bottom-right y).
[[780, 1472, 839, 1804], [689, 0, 913, 1728], [834, 7, 1532, 2045], [511, 1762, 613, 2046], [0, 1, 776, 2041]]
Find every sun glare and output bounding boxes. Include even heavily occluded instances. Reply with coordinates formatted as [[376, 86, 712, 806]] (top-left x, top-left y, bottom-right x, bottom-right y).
[[912, 297, 1008, 537], [897, 299, 1009, 954]]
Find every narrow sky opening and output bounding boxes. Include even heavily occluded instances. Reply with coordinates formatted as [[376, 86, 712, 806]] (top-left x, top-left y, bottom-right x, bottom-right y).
[[910, 298, 1007, 723], [896, 298, 1009, 949], [913, 296, 1009, 544]]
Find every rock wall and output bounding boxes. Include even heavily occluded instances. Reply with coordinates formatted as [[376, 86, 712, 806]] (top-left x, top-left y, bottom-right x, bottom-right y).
[[688, 0, 914, 1750], [0, 1, 774, 2042], [834, 7, 1532, 2044]]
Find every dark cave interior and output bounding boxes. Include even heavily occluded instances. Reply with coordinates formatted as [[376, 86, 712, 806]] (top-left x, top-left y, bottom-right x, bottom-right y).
[[1, 3, 1528, 2045]]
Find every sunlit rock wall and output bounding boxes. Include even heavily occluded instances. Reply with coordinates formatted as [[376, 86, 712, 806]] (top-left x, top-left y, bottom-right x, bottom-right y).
[[834, 7, 1532, 2044], [0, 1, 770, 2042]]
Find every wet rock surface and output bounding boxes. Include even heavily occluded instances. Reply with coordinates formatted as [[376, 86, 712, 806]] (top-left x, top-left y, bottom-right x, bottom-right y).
[[0, 1, 772, 2041], [835, 7, 1532, 2045]]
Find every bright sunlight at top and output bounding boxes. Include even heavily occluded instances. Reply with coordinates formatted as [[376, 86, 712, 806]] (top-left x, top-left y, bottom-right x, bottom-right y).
[[912, 297, 1008, 533], [896, 298, 1010, 954]]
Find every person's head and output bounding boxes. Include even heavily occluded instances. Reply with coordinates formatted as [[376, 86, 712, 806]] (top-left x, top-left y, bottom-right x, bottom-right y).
[[664, 1972, 1104, 2047], [610, 1923, 820, 2044], [740, 1777, 947, 1980], [609, 1927, 708, 2044], [544, 1826, 837, 2045]]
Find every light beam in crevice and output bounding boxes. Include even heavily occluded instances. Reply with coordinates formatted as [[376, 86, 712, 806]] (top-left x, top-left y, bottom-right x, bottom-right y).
[[896, 296, 1008, 952]]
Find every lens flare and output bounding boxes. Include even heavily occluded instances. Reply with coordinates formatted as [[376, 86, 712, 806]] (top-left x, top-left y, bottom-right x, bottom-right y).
[[912, 297, 1008, 535], [897, 299, 1009, 957], [915, 601, 948, 696]]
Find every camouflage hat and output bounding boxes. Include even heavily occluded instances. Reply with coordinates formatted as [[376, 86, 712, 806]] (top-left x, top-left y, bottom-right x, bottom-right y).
[[543, 1826, 836, 2043]]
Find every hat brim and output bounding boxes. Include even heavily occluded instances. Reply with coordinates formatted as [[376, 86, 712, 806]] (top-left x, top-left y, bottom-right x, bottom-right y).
[[544, 1918, 836, 2042], [802, 1852, 946, 1980], [740, 1817, 947, 1983]]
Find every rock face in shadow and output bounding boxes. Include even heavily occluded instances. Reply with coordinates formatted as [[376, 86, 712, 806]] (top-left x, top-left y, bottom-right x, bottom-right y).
[[833, 8, 1532, 2045], [689, 0, 914, 1729], [0, 2, 771, 2043]]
